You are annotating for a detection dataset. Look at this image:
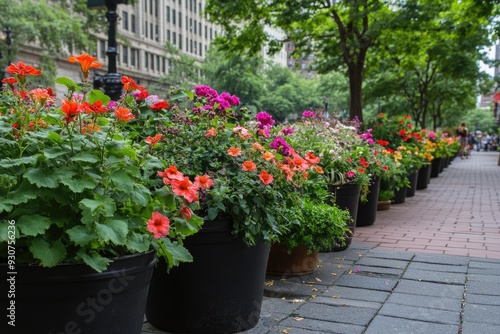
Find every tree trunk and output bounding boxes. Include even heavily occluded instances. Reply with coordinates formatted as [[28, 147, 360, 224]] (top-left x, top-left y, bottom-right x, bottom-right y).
[[348, 66, 363, 123]]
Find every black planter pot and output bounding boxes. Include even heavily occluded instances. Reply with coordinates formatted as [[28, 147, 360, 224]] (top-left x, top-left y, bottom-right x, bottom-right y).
[[439, 156, 445, 173], [1, 251, 156, 334], [323, 183, 361, 252], [430, 157, 442, 178], [392, 186, 407, 204], [405, 171, 418, 198], [416, 165, 431, 190], [356, 176, 381, 227], [146, 218, 270, 333]]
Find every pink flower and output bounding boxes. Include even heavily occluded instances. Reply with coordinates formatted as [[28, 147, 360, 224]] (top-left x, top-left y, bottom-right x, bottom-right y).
[[302, 110, 315, 118], [147, 212, 170, 239], [255, 111, 274, 129]]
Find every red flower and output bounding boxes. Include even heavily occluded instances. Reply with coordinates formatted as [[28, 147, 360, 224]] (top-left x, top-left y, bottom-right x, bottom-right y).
[[145, 134, 162, 147], [180, 204, 193, 221], [242, 160, 257, 172], [60, 99, 83, 124], [147, 212, 170, 239], [305, 152, 320, 164], [158, 166, 184, 180], [171, 177, 199, 203], [121, 76, 140, 92], [68, 53, 102, 79], [259, 170, 273, 185], [399, 129, 406, 137], [81, 100, 108, 114], [377, 139, 389, 146], [114, 106, 135, 122], [150, 100, 169, 111], [194, 174, 214, 189], [6, 61, 42, 84], [359, 157, 370, 168]]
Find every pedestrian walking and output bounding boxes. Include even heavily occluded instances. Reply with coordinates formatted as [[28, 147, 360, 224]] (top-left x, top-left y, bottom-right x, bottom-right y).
[[455, 122, 468, 159]]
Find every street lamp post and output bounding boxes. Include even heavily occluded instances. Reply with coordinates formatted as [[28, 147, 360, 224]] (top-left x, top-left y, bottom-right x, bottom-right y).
[[87, 0, 128, 100]]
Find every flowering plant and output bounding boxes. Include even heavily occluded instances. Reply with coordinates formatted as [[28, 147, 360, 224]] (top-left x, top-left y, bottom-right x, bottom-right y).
[[117, 83, 322, 246], [0, 55, 203, 272]]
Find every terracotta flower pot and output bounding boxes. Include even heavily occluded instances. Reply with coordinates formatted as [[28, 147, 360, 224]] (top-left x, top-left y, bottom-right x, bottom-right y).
[[377, 200, 391, 211], [266, 244, 319, 276]]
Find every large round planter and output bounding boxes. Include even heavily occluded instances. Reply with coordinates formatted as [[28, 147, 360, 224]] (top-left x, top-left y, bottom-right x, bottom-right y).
[[416, 164, 431, 190], [405, 171, 418, 198], [266, 244, 319, 276], [430, 157, 442, 178], [356, 176, 381, 227], [323, 183, 361, 252], [1, 251, 156, 334], [146, 218, 270, 333], [392, 186, 407, 204]]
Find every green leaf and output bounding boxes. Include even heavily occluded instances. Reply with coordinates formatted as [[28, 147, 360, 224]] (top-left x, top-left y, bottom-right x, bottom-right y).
[[55, 76, 78, 90], [66, 225, 97, 246], [29, 238, 67, 267], [59, 173, 97, 193], [77, 250, 111, 273], [24, 168, 59, 188], [17, 214, 52, 236], [0, 156, 38, 168], [95, 219, 128, 245], [88, 89, 111, 105], [0, 222, 12, 243], [207, 207, 219, 220], [70, 152, 100, 163], [160, 238, 193, 268], [44, 147, 66, 159], [47, 132, 63, 143], [127, 233, 151, 253], [130, 186, 151, 207]]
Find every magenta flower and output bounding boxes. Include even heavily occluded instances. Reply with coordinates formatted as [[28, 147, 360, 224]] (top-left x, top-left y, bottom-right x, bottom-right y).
[[302, 110, 315, 118], [282, 127, 294, 135], [256, 111, 275, 129], [270, 136, 291, 156], [346, 171, 355, 178]]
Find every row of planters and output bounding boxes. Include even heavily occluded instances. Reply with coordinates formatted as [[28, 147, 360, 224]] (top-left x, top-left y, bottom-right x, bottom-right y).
[[0, 55, 458, 334]]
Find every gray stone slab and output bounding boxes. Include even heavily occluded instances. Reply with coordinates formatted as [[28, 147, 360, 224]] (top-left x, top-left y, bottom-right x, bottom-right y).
[[402, 268, 466, 284], [468, 260, 500, 270], [322, 286, 390, 303], [363, 249, 415, 261], [277, 317, 366, 334], [264, 278, 330, 299], [407, 261, 467, 273], [413, 254, 468, 266], [311, 296, 382, 309], [334, 273, 398, 291], [351, 265, 404, 277], [324, 247, 371, 261], [467, 267, 500, 276], [393, 280, 464, 299], [295, 303, 378, 326], [466, 281, 500, 296], [365, 315, 460, 334], [463, 304, 500, 325], [349, 242, 378, 250], [268, 326, 328, 334], [461, 321, 500, 334], [466, 293, 500, 306], [467, 273, 500, 283], [378, 303, 460, 325], [354, 257, 409, 269], [386, 292, 462, 312], [260, 296, 305, 315]]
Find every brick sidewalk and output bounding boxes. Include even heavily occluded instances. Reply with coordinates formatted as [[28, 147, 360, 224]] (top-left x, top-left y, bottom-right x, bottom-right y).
[[353, 151, 500, 259]]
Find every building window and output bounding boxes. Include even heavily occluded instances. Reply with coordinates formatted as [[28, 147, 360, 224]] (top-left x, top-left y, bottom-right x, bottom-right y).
[[199, 42, 202, 56], [194, 0, 197, 13], [190, 39, 193, 53], [131, 48, 137, 66], [190, 18, 193, 32], [186, 16, 189, 31], [156, 55, 160, 72], [144, 0, 147, 12], [150, 23, 153, 40], [166, 6, 170, 22], [151, 54, 154, 70], [179, 12, 182, 28], [99, 40, 106, 59], [198, 2, 201, 14], [162, 57, 166, 73], [193, 40, 197, 54], [173, 32, 177, 46], [190, 0, 192, 12], [145, 21, 148, 37], [210, 28, 212, 40], [145, 52, 149, 68], [122, 11, 129, 30], [168, 59, 172, 72], [167, 29, 171, 42], [149, 0, 153, 15], [205, 25, 207, 39], [155, 0, 158, 17], [155, 25, 158, 41], [199, 22, 202, 36], [179, 34, 182, 50], [123, 46, 128, 64], [172, 9, 176, 25], [131, 14, 136, 33]]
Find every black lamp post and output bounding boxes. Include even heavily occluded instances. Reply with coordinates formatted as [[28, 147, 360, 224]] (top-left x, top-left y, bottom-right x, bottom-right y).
[[87, 0, 128, 100], [1, 26, 12, 81]]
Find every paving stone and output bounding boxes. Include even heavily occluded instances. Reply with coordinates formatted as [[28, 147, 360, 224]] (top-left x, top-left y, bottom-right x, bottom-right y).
[[322, 286, 390, 303], [378, 303, 460, 325], [393, 280, 464, 299], [465, 293, 500, 306], [363, 249, 415, 261], [467, 267, 500, 276], [349, 242, 378, 250], [295, 303, 378, 326], [334, 273, 398, 291], [466, 281, 500, 296], [311, 296, 382, 309], [277, 317, 366, 334], [385, 292, 462, 312], [269, 325, 330, 333], [402, 268, 466, 284], [350, 265, 404, 277], [407, 261, 468, 273], [461, 321, 500, 334], [413, 254, 468, 266], [463, 304, 500, 325], [354, 257, 409, 269], [467, 273, 500, 283], [264, 278, 329, 299], [468, 260, 500, 271], [365, 315, 460, 334], [260, 296, 305, 315]]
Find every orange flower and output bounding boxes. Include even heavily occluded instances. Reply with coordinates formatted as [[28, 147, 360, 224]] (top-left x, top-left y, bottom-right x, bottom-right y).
[[194, 174, 214, 189], [205, 127, 217, 137], [158, 166, 184, 180], [227, 147, 242, 157], [262, 151, 275, 161], [30, 88, 53, 105], [6, 61, 41, 84], [68, 53, 102, 79], [242, 160, 257, 172], [145, 134, 163, 147], [121, 76, 140, 92], [81, 100, 108, 114], [114, 106, 135, 122], [147, 211, 170, 239], [315, 166, 324, 174], [259, 170, 273, 185], [81, 123, 101, 134], [305, 152, 320, 165], [60, 99, 82, 124], [252, 142, 264, 151], [171, 177, 199, 203]]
